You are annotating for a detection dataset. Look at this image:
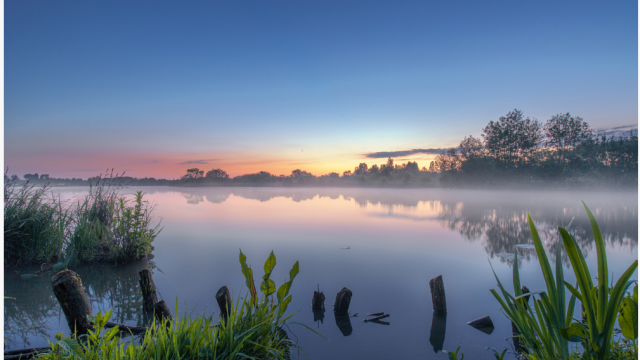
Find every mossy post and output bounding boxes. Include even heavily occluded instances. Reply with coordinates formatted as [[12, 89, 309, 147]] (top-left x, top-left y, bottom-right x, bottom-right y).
[[153, 300, 172, 323], [429, 275, 447, 315], [216, 286, 232, 319], [333, 287, 352, 315], [139, 269, 158, 313], [51, 270, 94, 336]]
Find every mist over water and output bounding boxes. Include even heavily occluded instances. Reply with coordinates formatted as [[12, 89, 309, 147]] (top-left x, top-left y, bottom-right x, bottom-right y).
[[5, 187, 637, 359]]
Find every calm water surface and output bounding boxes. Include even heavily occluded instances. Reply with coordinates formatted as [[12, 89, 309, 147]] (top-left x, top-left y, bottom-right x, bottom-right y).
[[4, 187, 638, 359]]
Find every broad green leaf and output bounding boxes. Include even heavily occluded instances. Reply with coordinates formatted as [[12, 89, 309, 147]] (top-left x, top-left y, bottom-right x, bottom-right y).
[[618, 296, 638, 340], [260, 279, 276, 297], [559, 323, 588, 342], [262, 251, 276, 281], [289, 261, 299, 282]]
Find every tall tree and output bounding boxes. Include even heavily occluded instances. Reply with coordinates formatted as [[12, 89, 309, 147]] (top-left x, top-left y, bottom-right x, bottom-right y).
[[544, 113, 593, 151]]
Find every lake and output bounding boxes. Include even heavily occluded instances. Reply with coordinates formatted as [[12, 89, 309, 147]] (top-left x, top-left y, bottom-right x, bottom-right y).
[[4, 187, 638, 359]]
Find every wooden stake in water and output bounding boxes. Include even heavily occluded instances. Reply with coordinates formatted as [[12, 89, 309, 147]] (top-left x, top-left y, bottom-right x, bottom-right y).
[[139, 269, 158, 313], [216, 286, 232, 319], [429, 275, 447, 315], [333, 287, 352, 315], [51, 270, 94, 336]]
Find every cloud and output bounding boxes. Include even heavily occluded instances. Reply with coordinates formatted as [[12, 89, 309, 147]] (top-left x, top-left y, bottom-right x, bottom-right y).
[[179, 160, 213, 165], [595, 124, 638, 136], [364, 148, 445, 158]]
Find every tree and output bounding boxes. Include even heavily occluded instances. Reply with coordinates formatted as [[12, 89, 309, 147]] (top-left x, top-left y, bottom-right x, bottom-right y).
[[40, 174, 50, 180], [182, 168, 204, 179], [205, 168, 229, 179], [23, 173, 39, 181], [354, 163, 368, 175], [404, 161, 419, 173], [458, 135, 484, 160], [482, 109, 542, 167], [368, 164, 380, 174], [380, 158, 394, 175], [342, 170, 352, 177], [544, 113, 593, 151]]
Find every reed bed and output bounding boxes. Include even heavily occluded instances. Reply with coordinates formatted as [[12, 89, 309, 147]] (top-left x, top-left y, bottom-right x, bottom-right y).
[[4, 173, 161, 267]]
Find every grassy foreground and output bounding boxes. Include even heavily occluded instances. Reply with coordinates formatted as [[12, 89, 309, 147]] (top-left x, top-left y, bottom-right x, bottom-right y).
[[4, 173, 162, 267]]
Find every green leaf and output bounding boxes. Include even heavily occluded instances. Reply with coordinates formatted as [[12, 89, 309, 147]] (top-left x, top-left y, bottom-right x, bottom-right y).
[[262, 251, 276, 281], [279, 295, 292, 317], [260, 279, 276, 297], [582, 202, 608, 332], [289, 261, 299, 283], [618, 295, 638, 340], [559, 323, 588, 342]]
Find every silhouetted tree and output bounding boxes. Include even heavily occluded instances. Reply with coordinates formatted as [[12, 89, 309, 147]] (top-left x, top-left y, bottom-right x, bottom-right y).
[[205, 168, 229, 179], [354, 163, 368, 175], [368, 164, 380, 174], [182, 168, 204, 179]]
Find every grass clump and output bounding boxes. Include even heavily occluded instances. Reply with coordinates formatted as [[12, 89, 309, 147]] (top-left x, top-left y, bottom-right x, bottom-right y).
[[490, 202, 637, 360], [4, 180, 70, 266], [4, 171, 162, 266]]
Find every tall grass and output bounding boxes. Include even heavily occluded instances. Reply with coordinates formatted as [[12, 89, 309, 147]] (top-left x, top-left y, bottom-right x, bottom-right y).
[[490, 203, 637, 360], [4, 172, 162, 266], [4, 179, 70, 266]]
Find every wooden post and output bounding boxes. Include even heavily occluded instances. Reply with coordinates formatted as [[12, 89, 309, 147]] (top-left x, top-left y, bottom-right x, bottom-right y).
[[139, 269, 158, 313], [216, 286, 232, 319], [51, 270, 93, 336], [333, 287, 352, 315], [153, 300, 172, 323], [429, 275, 447, 315], [312, 286, 325, 310]]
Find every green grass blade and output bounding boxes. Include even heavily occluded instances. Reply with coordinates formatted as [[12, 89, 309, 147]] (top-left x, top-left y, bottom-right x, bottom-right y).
[[582, 202, 608, 331], [528, 214, 557, 306]]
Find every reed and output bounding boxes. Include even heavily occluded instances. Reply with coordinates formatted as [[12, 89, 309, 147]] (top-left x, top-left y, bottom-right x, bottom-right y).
[[4, 179, 70, 266], [489, 203, 637, 360]]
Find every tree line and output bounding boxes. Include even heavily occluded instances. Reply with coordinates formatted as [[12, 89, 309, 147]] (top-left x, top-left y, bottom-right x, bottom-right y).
[[431, 109, 637, 187], [8, 109, 636, 188]]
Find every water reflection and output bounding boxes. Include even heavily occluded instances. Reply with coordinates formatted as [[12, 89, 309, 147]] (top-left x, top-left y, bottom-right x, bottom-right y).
[[4, 260, 156, 348], [429, 314, 447, 353], [159, 187, 636, 262]]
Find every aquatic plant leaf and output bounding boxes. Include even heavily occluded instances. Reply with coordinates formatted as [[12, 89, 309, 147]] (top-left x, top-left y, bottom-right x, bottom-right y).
[[262, 251, 276, 281], [617, 293, 638, 340], [559, 323, 587, 342], [278, 295, 292, 317], [260, 279, 276, 297], [289, 261, 299, 282]]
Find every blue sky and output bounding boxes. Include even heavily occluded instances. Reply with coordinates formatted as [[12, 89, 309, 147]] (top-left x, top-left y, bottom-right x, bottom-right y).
[[5, 0, 638, 178]]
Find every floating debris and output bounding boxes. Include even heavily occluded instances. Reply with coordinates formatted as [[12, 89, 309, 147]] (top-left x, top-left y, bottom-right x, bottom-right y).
[[496, 253, 515, 260], [367, 312, 384, 316], [369, 320, 390, 325], [350, 313, 358, 317], [364, 314, 389, 322], [516, 244, 536, 249]]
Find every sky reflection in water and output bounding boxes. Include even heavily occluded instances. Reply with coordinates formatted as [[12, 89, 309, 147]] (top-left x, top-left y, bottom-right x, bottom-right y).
[[4, 187, 637, 359]]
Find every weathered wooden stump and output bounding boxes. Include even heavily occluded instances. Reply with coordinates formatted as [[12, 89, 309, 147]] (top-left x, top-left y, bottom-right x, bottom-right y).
[[153, 300, 173, 323], [467, 315, 494, 334], [429, 275, 447, 315], [429, 313, 447, 353], [333, 287, 352, 315], [51, 270, 93, 336], [312, 289, 325, 310], [216, 286, 232, 319], [139, 269, 158, 313]]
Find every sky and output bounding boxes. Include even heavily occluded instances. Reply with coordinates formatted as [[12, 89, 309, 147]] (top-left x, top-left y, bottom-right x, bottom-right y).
[[4, 0, 638, 179]]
